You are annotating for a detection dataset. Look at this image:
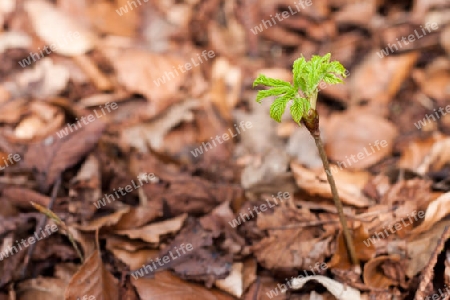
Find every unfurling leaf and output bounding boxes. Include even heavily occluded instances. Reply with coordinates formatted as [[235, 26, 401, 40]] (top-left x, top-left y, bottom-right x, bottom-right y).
[[269, 93, 294, 122], [253, 53, 347, 124], [253, 74, 292, 88]]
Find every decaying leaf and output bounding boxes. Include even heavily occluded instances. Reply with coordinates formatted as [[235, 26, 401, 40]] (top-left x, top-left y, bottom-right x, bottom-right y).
[[65, 250, 119, 300]]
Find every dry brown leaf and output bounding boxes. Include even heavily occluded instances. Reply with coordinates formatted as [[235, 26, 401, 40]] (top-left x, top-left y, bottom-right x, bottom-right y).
[[110, 248, 158, 271], [103, 48, 186, 113], [119, 99, 199, 152], [65, 250, 119, 300], [23, 119, 106, 192], [349, 52, 418, 108], [330, 224, 376, 269], [414, 66, 450, 103], [115, 213, 187, 244], [291, 161, 371, 207], [291, 275, 361, 299], [87, 0, 138, 37], [15, 102, 64, 141], [214, 263, 244, 298], [410, 192, 450, 236], [209, 58, 241, 120], [323, 108, 398, 169], [334, 0, 377, 26], [110, 203, 164, 231], [24, 0, 95, 56], [363, 255, 404, 289], [416, 138, 450, 175], [76, 207, 130, 231], [252, 224, 331, 270], [131, 271, 234, 300], [2, 187, 50, 209], [105, 236, 149, 253], [16, 278, 66, 300], [15, 58, 70, 99], [398, 134, 445, 171], [407, 220, 450, 277]]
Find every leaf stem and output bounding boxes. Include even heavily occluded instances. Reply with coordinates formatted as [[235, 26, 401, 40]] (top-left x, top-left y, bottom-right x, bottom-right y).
[[313, 133, 359, 266], [303, 110, 359, 266], [309, 90, 318, 110]]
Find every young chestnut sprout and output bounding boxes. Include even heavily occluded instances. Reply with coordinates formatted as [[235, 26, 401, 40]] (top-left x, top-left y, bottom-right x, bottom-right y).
[[253, 53, 359, 266]]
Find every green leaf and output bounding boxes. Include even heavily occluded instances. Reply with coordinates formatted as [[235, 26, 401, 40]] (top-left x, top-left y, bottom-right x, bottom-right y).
[[254, 53, 347, 122], [269, 92, 295, 122], [290, 97, 307, 124], [322, 73, 343, 84], [253, 74, 292, 88], [292, 57, 307, 91], [327, 61, 346, 77], [255, 87, 291, 103]]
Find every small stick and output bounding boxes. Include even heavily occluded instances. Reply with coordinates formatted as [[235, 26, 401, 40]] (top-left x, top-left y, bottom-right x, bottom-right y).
[[20, 176, 61, 278]]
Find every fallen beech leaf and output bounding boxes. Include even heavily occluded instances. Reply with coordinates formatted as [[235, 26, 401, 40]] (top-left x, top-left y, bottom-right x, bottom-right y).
[[103, 48, 186, 113], [24, 0, 95, 56], [87, 0, 138, 37], [111, 248, 158, 271], [410, 192, 450, 236], [330, 224, 376, 269], [23, 120, 106, 192], [349, 51, 418, 107], [334, 0, 376, 26], [252, 225, 331, 270], [414, 67, 450, 103], [120, 99, 199, 151], [363, 255, 404, 289], [111, 203, 164, 231], [398, 134, 445, 171], [16, 278, 66, 299], [215, 263, 244, 298], [115, 213, 187, 244], [76, 207, 130, 231], [15, 58, 70, 99], [291, 161, 371, 207], [416, 138, 450, 175], [3, 187, 50, 209], [131, 271, 234, 300], [65, 250, 119, 300], [323, 108, 398, 169], [406, 220, 450, 277], [291, 275, 361, 299]]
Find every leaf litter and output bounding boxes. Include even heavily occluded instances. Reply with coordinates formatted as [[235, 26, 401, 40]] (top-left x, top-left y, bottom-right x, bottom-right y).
[[0, 0, 449, 299]]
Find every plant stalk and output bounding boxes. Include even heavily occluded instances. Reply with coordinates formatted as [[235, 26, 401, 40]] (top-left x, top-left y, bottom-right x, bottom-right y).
[[303, 110, 359, 266]]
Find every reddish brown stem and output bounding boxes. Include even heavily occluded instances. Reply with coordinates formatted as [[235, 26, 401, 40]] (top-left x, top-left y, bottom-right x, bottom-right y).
[[303, 110, 359, 266]]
